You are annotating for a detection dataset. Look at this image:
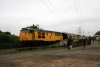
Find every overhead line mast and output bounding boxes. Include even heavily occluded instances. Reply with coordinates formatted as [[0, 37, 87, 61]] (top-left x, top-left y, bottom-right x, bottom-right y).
[[76, 27, 82, 35]]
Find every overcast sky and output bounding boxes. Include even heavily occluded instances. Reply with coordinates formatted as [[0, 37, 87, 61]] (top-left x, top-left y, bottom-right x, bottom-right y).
[[0, 0, 100, 36]]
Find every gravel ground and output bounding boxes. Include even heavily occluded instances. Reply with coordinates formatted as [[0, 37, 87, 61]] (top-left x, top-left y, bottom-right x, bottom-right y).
[[0, 41, 100, 67]]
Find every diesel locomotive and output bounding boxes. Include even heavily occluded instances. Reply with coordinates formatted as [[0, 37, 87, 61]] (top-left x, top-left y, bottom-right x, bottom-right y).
[[19, 28, 68, 46]]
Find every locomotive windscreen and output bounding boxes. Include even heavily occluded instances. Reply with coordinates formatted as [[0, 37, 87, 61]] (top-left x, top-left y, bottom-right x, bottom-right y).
[[21, 28, 28, 31], [20, 28, 34, 34]]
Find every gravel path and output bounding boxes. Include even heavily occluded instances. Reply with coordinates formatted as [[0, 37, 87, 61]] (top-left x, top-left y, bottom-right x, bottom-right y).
[[0, 41, 100, 67], [0, 41, 99, 60]]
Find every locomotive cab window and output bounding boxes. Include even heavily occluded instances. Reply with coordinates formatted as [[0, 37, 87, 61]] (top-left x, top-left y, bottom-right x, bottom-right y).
[[42, 32, 45, 38], [42, 36, 45, 38], [38, 35, 41, 38], [42, 32, 45, 35], [29, 30, 34, 33], [38, 32, 41, 35], [20, 30, 27, 34], [46, 33, 48, 35], [51, 33, 52, 35], [20, 28, 28, 33]]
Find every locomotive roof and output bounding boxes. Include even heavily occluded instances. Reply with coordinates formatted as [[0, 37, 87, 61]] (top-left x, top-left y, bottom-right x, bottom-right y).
[[21, 28, 62, 33]]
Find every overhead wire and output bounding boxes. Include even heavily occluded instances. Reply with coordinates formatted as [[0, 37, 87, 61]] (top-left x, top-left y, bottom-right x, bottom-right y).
[[48, 0, 75, 30], [66, 0, 78, 27], [78, 0, 82, 24], [74, 0, 80, 26], [56, 0, 84, 36], [58, 0, 70, 19], [58, 0, 78, 32], [78, 0, 91, 36], [41, 0, 66, 25], [41, 0, 75, 32], [73, 0, 84, 36], [78, 0, 83, 30], [77, 0, 85, 36]]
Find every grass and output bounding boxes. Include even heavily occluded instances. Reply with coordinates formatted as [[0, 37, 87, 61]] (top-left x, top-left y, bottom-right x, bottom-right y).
[[97, 40, 100, 45], [0, 46, 66, 55]]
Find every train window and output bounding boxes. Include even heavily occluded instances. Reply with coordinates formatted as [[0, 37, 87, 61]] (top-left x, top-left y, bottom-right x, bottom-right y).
[[42, 36, 45, 38], [38, 35, 41, 38], [42, 32, 45, 35], [38, 32, 41, 35], [50, 36, 51, 38], [28, 30, 34, 33], [30, 30, 33, 33], [46, 33, 48, 35], [51, 33, 52, 35]]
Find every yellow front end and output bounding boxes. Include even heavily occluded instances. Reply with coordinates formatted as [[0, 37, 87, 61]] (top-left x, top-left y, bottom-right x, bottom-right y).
[[19, 31, 33, 41]]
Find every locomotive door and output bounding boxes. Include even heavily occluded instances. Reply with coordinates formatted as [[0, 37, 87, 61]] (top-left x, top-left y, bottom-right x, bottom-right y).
[[29, 30, 34, 40], [32, 33, 35, 40]]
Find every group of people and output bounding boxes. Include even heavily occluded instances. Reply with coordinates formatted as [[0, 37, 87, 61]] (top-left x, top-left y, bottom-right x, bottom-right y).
[[83, 36, 95, 48], [67, 36, 95, 50]]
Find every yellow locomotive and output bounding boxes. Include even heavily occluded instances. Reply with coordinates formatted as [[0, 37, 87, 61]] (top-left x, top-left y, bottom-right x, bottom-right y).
[[19, 28, 68, 46]]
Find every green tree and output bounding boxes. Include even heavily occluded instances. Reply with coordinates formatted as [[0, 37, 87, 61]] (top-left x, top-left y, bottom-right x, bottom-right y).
[[0, 30, 2, 33], [0, 33, 20, 49], [27, 24, 39, 29], [0, 33, 10, 44], [4, 31, 11, 35], [0, 30, 21, 49], [95, 31, 100, 35]]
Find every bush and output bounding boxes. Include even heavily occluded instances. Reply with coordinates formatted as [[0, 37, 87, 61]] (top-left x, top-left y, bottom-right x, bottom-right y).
[[0, 43, 14, 49], [72, 41, 82, 47], [68, 38, 73, 42], [71, 39, 85, 47], [0, 33, 11, 44], [79, 39, 83, 44], [0, 32, 22, 49], [0, 43, 22, 49]]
